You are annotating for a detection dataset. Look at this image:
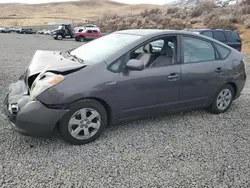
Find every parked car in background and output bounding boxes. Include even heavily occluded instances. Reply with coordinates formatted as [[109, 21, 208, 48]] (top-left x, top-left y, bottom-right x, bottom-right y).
[[0, 27, 11, 33], [4, 29, 246, 145], [75, 29, 104, 42], [184, 29, 242, 52], [51, 24, 75, 40], [38, 29, 45, 34], [18, 28, 36, 34], [74, 24, 100, 33], [11, 28, 22, 33], [44, 30, 51, 35]]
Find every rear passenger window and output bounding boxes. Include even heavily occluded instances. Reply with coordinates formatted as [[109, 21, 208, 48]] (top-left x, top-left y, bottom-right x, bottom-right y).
[[183, 36, 216, 63], [202, 31, 213, 38], [225, 31, 241, 43], [214, 43, 231, 59], [213, 31, 227, 42]]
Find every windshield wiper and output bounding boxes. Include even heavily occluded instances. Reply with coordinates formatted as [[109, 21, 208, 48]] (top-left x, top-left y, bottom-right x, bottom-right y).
[[67, 51, 84, 63]]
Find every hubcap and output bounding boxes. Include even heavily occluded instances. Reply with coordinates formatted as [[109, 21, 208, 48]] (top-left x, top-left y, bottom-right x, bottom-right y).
[[216, 89, 232, 111], [68, 108, 101, 140]]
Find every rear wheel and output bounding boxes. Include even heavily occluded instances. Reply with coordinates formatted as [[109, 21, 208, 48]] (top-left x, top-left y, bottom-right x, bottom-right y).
[[208, 84, 234, 114], [59, 100, 107, 145], [57, 34, 63, 40]]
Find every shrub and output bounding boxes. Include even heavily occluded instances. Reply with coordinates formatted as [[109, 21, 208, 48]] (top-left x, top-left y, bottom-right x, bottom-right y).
[[203, 13, 216, 25], [191, 0, 215, 17], [101, 12, 119, 20], [241, 5, 250, 14], [167, 7, 180, 14], [140, 9, 150, 17], [244, 19, 250, 28], [206, 17, 237, 30]]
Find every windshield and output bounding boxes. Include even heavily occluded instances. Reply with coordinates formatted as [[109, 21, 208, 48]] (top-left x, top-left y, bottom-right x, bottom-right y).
[[70, 33, 142, 64]]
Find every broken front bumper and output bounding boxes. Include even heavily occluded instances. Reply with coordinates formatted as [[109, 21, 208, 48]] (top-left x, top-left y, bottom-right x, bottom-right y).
[[3, 79, 68, 137]]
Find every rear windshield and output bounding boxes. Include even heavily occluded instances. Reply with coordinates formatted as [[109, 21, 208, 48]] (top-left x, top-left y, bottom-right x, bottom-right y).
[[71, 33, 142, 64], [225, 31, 241, 43]]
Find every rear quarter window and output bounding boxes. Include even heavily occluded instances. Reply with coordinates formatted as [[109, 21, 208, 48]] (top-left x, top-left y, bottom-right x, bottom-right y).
[[214, 43, 231, 59], [225, 31, 241, 43]]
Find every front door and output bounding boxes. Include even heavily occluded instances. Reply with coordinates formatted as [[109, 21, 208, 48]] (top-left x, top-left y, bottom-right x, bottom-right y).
[[118, 65, 181, 119], [115, 35, 181, 119], [179, 35, 226, 109]]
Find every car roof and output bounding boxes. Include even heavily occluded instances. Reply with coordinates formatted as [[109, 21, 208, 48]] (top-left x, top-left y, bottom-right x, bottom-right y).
[[114, 29, 214, 37], [112, 29, 239, 51], [184, 28, 235, 32]]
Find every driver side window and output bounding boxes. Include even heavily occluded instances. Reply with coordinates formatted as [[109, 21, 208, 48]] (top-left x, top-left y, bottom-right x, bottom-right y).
[[130, 36, 177, 68], [108, 36, 177, 73]]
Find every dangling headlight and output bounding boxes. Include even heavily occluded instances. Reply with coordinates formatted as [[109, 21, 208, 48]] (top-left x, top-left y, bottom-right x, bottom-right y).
[[30, 72, 64, 100]]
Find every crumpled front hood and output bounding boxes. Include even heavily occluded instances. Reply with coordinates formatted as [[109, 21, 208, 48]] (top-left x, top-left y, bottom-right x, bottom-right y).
[[26, 50, 84, 77]]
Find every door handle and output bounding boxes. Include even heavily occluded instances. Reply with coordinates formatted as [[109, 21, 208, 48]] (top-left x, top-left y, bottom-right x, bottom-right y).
[[215, 67, 224, 73], [167, 73, 180, 81]]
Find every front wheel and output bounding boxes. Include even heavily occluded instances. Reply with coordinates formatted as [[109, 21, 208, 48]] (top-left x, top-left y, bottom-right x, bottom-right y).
[[59, 100, 107, 145], [79, 36, 85, 42], [207, 84, 234, 114]]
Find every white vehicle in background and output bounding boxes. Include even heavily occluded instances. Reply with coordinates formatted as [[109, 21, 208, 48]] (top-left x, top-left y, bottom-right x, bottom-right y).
[[74, 24, 100, 33], [44, 30, 51, 35]]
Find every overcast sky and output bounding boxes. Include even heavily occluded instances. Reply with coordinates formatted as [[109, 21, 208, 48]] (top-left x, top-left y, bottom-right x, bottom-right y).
[[0, 0, 170, 4]]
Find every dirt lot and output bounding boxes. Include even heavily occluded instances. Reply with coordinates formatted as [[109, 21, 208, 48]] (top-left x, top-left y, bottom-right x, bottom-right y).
[[0, 33, 250, 188]]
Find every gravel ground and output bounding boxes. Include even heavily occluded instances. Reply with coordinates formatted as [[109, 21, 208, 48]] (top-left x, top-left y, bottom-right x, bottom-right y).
[[1, 33, 250, 188]]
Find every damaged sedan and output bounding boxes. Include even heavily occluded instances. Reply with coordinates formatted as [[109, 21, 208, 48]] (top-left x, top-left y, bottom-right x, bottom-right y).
[[4, 29, 246, 145]]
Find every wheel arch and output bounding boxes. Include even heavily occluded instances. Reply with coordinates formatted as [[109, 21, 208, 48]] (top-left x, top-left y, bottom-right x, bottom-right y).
[[55, 97, 113, 131], [227, 82, 237, 99], [72, 97, 112, 125]]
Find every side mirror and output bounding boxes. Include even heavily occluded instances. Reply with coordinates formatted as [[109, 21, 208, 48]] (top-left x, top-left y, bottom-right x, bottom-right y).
[[126, 59, 144, 71]]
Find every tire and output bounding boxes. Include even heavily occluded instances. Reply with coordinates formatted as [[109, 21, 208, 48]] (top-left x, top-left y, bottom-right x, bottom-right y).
[[57, 35, 63, 40], [79, 36, 85, 42], [207, 84, 234, 114], [59, 99, 107, 145]]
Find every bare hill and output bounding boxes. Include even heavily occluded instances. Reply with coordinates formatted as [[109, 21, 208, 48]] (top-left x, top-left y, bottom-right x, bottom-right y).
[[0, 0, 163, 26]]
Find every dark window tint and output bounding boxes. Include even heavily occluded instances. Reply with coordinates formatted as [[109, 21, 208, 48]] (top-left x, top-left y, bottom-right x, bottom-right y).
[[202, 31, 213, 38], [183, 36, 216, 63], [93, 30, 98, 33], [214, 43, 231, 59], [225, 31, 241, 43], [213, 31, 227, 42], [87, 30, 92, 33]]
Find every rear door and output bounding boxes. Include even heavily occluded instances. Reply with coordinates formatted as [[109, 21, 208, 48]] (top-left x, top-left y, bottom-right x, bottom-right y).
[[86, 30, 94, 40], [179, 35, 226, 109], [224, 31, 242, 51]]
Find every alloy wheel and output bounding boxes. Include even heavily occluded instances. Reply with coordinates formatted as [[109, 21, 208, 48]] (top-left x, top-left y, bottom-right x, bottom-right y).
[[68, 108, 101, 140], [216, 88, 232, 111]]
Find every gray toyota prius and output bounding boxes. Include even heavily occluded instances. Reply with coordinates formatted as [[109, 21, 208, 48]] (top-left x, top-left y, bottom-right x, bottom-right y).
[[3, 29, 246, 145]]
